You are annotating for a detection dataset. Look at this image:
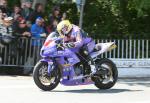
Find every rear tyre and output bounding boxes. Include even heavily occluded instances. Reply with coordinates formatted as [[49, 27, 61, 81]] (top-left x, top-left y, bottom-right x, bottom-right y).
[[33, 61, 61, 91], [93, 58, 118, 89]]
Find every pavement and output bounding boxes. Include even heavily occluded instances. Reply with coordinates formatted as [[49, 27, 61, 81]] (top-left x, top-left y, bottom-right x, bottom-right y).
[[0, 75, 150, 103]]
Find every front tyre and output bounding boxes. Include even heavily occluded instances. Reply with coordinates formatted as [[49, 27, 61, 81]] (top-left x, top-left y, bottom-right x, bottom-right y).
[[33, 61, 61, 91], [93, 58, 118, 89]]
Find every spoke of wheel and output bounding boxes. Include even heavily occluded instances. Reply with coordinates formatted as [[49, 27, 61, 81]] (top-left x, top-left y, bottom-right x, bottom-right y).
[[100, 63, 114, 84], [100, 66, 109, 70]]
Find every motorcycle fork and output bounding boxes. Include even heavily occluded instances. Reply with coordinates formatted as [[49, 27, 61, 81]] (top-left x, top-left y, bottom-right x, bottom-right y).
[[47, 58, 57, 75]]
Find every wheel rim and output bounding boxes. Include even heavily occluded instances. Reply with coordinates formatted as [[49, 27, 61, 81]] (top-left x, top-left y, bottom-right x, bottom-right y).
[[96, 63, 114, 84], [38, 64, 57, 86]]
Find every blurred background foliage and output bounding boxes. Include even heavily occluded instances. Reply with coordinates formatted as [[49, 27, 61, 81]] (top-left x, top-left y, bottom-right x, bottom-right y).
[[7, 0, 150, 39]]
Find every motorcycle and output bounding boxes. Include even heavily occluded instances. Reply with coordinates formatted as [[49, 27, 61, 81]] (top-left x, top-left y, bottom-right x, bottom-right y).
[[33, 33, 118, 91]]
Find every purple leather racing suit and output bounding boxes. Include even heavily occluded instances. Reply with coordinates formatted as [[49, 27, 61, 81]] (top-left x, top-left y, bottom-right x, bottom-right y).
[[60, 24, 94, 66]]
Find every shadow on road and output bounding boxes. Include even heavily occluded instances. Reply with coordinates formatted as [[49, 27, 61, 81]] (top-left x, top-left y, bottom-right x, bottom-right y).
[[51, 88, 142, 94]]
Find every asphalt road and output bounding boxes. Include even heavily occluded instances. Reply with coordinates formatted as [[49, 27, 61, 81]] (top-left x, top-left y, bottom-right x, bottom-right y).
[[0, 76, 150, 103]]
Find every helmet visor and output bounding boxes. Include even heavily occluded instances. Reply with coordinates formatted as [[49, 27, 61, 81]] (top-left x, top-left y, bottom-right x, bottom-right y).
[[61, 25, 69, 35]]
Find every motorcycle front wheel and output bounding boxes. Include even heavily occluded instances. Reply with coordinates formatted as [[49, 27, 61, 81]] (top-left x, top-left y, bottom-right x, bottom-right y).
[[92, 58, 118, 89], [33, 61, 61, 91]]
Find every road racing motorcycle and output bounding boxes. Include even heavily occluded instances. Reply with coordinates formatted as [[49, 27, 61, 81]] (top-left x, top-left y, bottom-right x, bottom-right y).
[[33, 33, 118, 91]]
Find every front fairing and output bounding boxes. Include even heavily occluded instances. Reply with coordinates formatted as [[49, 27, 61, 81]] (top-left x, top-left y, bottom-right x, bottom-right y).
[[40, 35, 63, 57]]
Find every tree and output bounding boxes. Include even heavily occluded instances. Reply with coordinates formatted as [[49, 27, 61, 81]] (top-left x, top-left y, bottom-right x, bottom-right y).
[[7, 0, 150, 39]]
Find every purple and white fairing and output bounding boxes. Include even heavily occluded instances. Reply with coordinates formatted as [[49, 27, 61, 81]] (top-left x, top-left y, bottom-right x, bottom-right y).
[[39, 34, 95, 86]]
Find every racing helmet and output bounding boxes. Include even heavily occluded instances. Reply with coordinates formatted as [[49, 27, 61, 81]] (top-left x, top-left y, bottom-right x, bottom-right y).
[[57, 20, 72, 36]]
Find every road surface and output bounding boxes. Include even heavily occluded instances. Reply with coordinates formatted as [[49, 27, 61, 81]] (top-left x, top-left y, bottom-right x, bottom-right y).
[[0, 76, 150, 103]]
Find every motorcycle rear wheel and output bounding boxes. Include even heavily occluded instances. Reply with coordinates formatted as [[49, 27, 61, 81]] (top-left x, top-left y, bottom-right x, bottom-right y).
[[33, 61, 61, 91], [93, 58, 118, 89]]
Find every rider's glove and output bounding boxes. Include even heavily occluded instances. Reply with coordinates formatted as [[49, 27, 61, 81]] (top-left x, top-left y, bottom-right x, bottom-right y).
[[56, 43, 65, 50], [64, 42, 75, 48]]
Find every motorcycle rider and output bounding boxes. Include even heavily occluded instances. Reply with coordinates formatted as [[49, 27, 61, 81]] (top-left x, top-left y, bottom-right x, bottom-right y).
[[56, 20, 95, 66]]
